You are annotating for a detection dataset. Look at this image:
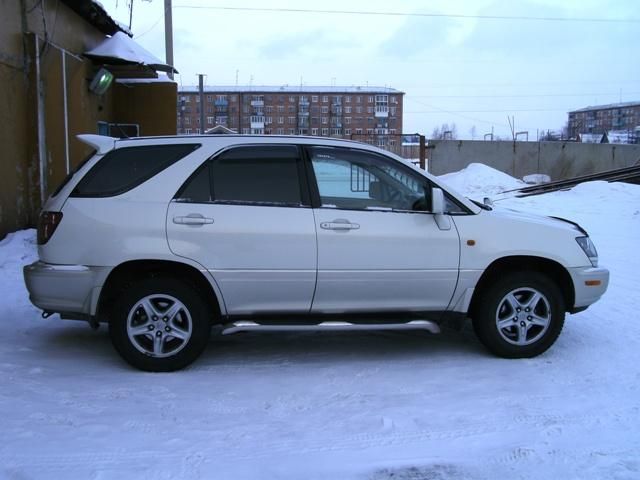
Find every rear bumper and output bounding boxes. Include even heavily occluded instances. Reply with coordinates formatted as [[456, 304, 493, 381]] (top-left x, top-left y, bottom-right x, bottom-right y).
[[569, 266, 610, 309], [23, 261, 110, 317]]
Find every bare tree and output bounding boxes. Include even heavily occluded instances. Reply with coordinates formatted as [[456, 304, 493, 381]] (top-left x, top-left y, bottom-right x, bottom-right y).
[[469, 125, 477, 140], [431, 122, 458, 140]]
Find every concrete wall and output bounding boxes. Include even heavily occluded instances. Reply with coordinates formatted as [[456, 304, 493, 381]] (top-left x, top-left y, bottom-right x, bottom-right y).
[[427, 140, 640, 180], [113, 82, 177, 137]]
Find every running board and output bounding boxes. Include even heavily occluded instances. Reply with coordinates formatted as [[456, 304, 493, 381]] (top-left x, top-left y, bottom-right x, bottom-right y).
[[220, 320, 440, 336]]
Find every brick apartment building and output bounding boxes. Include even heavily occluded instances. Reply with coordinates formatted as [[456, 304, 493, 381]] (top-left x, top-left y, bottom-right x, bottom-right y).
[[177, 86, 404, 147], [568, 101, 640, 140]]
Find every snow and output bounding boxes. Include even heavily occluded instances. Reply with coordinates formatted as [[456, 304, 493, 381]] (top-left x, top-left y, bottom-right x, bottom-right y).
[[438, 162, 526, 196], [84, 31, 176, 73], [2, 167, 640, 479]]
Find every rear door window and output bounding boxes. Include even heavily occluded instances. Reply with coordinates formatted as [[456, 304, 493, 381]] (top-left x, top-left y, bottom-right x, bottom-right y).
[[176, 145, 307, 206], [71, 144, 200, 197]]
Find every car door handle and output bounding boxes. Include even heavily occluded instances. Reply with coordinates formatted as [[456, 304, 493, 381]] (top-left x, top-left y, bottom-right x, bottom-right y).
[[320, 219, 360, 230], [173, 214, 214, 225]]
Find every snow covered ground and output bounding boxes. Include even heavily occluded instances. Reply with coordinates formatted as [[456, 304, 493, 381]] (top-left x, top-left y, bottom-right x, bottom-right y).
[[1, 164, 639, 480]]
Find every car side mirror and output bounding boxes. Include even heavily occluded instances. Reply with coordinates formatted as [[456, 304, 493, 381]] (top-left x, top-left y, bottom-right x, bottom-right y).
[[431, 187, 451, 231], [432, 187, 445, 214]]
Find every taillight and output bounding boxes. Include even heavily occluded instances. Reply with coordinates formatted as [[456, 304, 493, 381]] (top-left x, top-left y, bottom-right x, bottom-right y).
[[37, 211, 63, 245]]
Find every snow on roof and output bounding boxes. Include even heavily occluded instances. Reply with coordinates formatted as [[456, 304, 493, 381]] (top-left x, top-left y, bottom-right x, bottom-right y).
[[607, 130, 631, 144], [84, 32, 177, 73], [578, 133, 605, 143], [569, 101, 640, 113], [62, 0, 132, 37], [178, 85, 404, 94]]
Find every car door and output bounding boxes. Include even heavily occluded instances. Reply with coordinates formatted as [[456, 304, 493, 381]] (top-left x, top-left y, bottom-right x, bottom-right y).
[[166, 144, 317, 315], [307, 146, 460, 313]]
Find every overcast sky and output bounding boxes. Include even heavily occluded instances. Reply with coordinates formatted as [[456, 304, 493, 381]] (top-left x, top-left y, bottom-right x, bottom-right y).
[[101, 0, 639, 139]]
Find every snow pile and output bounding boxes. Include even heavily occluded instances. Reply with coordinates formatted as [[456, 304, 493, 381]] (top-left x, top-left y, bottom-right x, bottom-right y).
[[438, 162, 525, 197], [1, 174, 640, 479]]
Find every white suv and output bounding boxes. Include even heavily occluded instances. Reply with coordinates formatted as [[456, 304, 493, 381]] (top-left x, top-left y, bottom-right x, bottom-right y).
[[24, 134, 609, 371]]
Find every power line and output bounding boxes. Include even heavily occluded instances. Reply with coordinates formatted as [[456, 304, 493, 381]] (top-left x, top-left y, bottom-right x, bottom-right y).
[[406, 108, 570, 113], [172, 5, 640, 23], [407, 92, 640, 99]]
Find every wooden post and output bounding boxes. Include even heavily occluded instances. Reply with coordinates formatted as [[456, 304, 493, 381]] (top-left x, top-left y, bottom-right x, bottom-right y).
[[419, 134, 426, 170]]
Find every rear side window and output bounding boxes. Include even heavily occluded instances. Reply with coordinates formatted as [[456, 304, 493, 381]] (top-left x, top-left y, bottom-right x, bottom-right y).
[[176, 145, 305, 206], [71, 144, 200, 197]]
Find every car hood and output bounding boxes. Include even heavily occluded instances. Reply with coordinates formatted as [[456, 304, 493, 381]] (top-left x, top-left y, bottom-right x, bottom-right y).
[[487, 206, 585, 234]]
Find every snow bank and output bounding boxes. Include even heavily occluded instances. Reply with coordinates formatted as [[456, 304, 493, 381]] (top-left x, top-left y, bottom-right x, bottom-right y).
[[438, 162, 525, 198]]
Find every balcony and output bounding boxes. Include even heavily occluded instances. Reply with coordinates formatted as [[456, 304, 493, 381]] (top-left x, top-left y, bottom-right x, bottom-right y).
[[250, 116, 265, 128], [215, 99, 228, 106], [299, 99, 310, 106], [375, 106, 389, 117], [250, 100, 264, 107]]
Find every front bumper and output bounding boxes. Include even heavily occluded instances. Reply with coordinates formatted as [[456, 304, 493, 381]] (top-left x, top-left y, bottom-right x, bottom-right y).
[[23, 261, 111, 317], [569, 266, 610, 310]]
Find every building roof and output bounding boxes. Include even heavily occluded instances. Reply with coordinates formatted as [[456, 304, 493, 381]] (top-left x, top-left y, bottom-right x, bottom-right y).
[[61, 0, 132, 37], [569, 101, 640, 114], [178, 85, 404, 94]]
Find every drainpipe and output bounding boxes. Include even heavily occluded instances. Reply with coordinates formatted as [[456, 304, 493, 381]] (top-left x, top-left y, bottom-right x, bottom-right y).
[[62, 50, 70, 174], [34, 34, 48, 206]]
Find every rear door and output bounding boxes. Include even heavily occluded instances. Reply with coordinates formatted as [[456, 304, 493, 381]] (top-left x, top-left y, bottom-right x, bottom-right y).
[[307, 146, 460, 313], [166, 145, 317, 315]]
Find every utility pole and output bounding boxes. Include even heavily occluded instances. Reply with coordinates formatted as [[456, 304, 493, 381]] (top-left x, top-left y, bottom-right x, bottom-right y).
[[164, 0, 174, 79], [198, 74, 205, 134]]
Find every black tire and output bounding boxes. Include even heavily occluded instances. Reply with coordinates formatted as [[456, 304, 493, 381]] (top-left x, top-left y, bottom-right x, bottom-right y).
[[472, 271, 565, 358], [109, 277, 211, 371]]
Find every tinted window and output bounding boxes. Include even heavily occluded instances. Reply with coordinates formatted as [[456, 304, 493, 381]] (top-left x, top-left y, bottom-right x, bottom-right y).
[[310, 147, 429, 211], [211, 146, 302, 205], [51, 149, 96, 198], [176, 163, 211, 203], [72, 144, 200, 197]]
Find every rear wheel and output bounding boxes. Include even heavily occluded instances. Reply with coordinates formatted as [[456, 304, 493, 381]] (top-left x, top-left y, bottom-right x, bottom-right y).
[[109, 277, 211, 371], [472, 271, 565, 358]]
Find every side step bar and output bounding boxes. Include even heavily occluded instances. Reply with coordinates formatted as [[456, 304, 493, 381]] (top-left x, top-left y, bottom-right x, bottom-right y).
[[221, 320, 440, 336]]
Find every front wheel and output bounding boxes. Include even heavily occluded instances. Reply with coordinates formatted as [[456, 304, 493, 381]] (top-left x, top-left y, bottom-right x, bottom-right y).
[[472, 272, 565, 358], [109, 277, 211, 371]]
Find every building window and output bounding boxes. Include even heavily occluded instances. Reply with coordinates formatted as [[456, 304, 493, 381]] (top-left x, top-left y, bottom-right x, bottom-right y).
[[207, 116, 214, 125], [278, 116, 284, 124], [345, 117, 352, 124], [288, 96, 295, 103], [266, 106, 273, 114], [288, 116, 296, 125], [321, 117, 328, 124], [321, 128, 329, 136], [312, 96, 318, 102], [277, 128, 284, 135], [367, 106, 374, 114], [289, 128, 296, 135], [366, 128, 374, 134], [321, 106, 329, 114], [331, 128, 341, 136], [242, 128, 250, 134], [311, 128, 319, 135], [266, 116, 273, 125], [356, 96, 362, 103], [355, 128, 363, 134], [356, 107, 363, 114], [322, 95, 329, 103], [185, 128, 192, 134], [277, 105, 284, 113], [368, 96, 374, 103], [288, 105, 295, 113], [345, 128, 352, 135], [345, 106, 352, 114], [345, 96, 351, 103], [184, 117, 191, 125]]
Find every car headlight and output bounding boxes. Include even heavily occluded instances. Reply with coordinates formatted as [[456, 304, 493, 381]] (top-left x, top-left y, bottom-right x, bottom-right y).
[[576, 236, 598, 267]]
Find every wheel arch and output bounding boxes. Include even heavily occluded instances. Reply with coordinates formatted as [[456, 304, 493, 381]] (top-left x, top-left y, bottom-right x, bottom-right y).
[[468, 255, 575, 318], [97, 259, 224, 324]]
